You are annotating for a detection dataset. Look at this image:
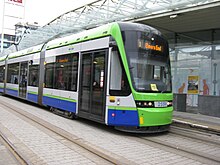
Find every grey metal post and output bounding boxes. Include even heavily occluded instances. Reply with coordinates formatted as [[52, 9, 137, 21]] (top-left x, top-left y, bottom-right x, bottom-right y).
[[38, 44, 46, 105], [213, 63, 217, 96], [1, 0, 6, 53], [174, 33, 178, 93], [211, 30, 217, 95], [3, 57, 7, 94]]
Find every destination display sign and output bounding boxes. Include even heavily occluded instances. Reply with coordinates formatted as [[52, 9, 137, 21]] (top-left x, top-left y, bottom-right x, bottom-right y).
[[138, 39, 164, 53], [145, 43, 162, 52]]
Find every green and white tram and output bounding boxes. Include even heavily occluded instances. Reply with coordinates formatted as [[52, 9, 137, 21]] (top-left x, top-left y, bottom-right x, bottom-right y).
[[0, 22, 173, 133]]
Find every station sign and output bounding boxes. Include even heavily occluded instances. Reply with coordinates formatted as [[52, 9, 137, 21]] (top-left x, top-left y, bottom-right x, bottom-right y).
[[6, 0, 24, 6], [8, 0, 23, 4], [4, 0, 25, 19]]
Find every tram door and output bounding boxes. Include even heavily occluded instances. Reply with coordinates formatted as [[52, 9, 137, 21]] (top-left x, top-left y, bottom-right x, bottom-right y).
[[19, 62, 28, 98], [79, 50, 107, 122]]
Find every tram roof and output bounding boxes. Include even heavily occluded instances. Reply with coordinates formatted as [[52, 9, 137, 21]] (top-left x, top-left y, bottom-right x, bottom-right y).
[[7, 44, 43, 60], [0, 55, 7, 62], [1, 0, 220, 56]]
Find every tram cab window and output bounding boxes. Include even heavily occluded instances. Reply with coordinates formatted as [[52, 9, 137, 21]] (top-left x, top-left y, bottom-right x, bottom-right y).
[[109, 51, 131, 96], [28, 65, 39, 87], [0, 66, 5, 83], [7, 63, 19, 84]]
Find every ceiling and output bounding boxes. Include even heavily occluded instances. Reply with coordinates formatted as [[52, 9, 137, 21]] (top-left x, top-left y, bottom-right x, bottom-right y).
[[2, 0, 220, 56], [138, 5, 220, 43]]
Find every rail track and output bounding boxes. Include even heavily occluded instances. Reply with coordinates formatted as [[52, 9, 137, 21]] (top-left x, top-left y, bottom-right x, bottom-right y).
[[0, 131, 27, 165], [0, 98, 136, 165], [136, 126, 220, 165]]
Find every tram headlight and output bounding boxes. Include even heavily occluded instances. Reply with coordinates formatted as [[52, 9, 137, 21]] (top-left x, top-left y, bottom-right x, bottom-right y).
[[136, 101, 172, 108], [137, 102, 142, 106], [148, 102, 153, 106], [136, 101, 154, 108]]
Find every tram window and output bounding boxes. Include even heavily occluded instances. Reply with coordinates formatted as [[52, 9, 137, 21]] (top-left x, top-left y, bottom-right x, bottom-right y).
[[45, 63, 55, 88], [7, 63, 19, 84], [0, 66, 5, 83], [54, 54, 78, 91], [71, 55, 78, 91], [110, 51, 131, 96], [28, 65, 39, 87]]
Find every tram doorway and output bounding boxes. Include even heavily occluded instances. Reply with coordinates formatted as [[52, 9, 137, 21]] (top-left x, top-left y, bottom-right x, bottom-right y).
[[19, 62, 28, 98], [79, 50, 107, 122]]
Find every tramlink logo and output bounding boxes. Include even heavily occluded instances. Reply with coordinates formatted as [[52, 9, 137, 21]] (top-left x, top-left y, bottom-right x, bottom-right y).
[[145, 43, 162, 52]]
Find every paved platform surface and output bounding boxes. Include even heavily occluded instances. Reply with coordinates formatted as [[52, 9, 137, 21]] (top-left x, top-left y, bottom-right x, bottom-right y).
[[0, 96, 220, 165]]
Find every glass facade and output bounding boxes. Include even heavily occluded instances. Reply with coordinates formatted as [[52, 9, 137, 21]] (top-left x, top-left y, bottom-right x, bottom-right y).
[[170, 42, 220, 106]]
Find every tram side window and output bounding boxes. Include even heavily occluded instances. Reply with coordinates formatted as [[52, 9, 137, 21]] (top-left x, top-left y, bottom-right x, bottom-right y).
[[54, 54, 78, 91], [0, 66, 5, 83], [45, 63, 55, 88], [71, 55, 79, 91], [28, 65, 39, 87], [7, 63, 19, 84], [110, 51, 131, 96]]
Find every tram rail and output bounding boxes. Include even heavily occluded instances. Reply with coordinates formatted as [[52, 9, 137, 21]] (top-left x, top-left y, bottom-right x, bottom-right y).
[[0, 129, 28, 165], [0, 98, 136, 165], [1, 95, 220, 165], [172, 119, 220, 136], [136, 126, 220, 165], [170, 126, 220, 146]]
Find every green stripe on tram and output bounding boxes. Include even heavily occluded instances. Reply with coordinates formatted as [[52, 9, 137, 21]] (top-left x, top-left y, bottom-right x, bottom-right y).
[[43, 94, 76, 102], [108, 106, 136, 111], [6, 87, 18, 91], [28, 91, 38, 95]]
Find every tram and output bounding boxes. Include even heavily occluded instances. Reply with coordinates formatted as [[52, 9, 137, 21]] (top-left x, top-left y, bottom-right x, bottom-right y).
[[0, 22, 173, 133]]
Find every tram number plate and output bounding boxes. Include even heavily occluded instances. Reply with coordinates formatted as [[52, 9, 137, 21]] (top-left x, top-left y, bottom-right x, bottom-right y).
[[155, 101, 167, 107]]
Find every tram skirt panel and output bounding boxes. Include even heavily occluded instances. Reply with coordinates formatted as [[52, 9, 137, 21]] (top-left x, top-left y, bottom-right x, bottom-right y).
[[108, 109, 139, 126], [42, 96, 76, 113]]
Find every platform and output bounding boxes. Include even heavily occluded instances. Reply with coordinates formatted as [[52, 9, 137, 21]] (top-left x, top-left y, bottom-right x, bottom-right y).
[[173, 110, 220, 133], [0, 95, 220, 164]]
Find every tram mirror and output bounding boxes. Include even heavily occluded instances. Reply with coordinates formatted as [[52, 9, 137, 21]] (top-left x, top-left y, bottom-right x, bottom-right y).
[[109, 41, 117, 49], [29, 60, 33, 65], [163, 67, 168, 79]]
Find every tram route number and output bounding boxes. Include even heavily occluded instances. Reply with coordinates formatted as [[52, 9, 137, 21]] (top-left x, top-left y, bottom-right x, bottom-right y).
[[154, 101, 167, 107]]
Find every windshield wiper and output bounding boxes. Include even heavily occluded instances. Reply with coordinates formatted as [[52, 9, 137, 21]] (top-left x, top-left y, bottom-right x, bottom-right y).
[[161, 86, 167, 93]]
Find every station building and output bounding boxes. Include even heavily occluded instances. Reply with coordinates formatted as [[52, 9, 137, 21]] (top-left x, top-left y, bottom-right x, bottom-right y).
[[1, 0, 220, 116], [136, 3, 220, 114]]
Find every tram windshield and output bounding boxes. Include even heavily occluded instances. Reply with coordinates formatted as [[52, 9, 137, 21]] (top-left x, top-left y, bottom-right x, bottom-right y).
[[123, 31, 172, 93]]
